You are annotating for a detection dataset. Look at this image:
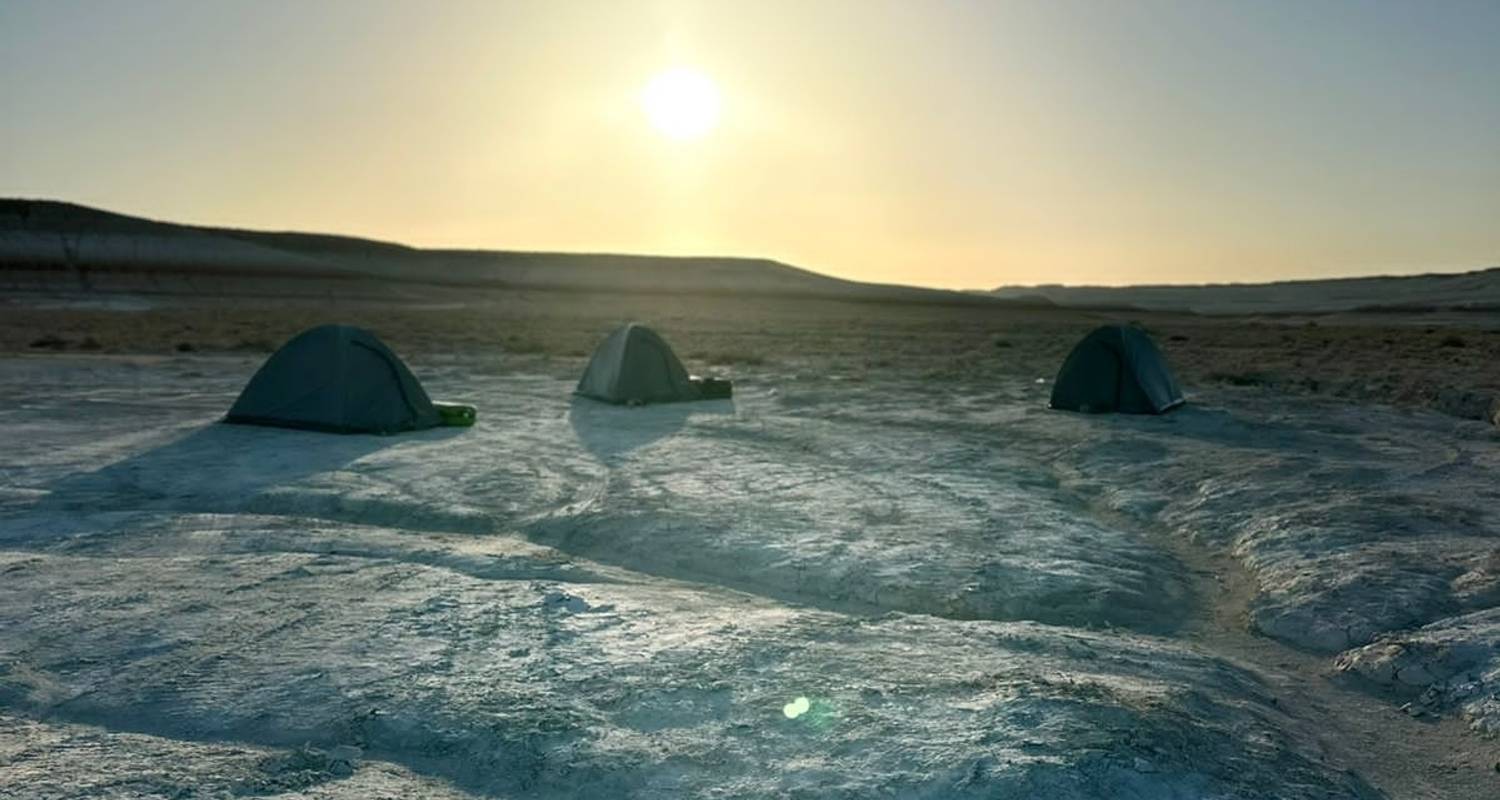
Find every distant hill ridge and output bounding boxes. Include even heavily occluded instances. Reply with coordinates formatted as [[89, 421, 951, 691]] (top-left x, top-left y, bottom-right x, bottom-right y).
[[0, 199, 986, 303], [993, 267, 1500, 315], [10, 199, 1490, 313]]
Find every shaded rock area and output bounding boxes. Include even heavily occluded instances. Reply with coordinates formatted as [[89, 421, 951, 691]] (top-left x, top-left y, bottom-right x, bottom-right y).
[[1337, 607, 1500, 734], [0, 713, 474, 799], [1032, 398, 1500, 656]]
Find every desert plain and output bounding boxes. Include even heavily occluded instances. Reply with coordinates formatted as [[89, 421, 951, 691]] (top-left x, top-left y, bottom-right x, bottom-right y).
[[3, 268, 1500, 799]]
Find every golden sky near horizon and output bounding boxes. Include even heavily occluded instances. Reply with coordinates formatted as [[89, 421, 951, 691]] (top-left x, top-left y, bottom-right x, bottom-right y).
[[2, 0, 1497, 289]]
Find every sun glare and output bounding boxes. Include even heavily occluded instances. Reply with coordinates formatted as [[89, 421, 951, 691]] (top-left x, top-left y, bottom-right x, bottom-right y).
[[641, 69, 721, 141]]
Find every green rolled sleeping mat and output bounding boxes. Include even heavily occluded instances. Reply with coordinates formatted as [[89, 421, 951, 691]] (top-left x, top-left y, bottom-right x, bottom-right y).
[[690, 376, 733, 400], [433, 401, 477, 427]]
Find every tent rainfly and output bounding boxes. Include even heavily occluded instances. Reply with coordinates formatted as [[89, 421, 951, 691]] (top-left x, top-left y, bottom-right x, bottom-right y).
[[1049, 324, 1185, 414], [225, 324, 444, 434], [576, 323, 715, 405]]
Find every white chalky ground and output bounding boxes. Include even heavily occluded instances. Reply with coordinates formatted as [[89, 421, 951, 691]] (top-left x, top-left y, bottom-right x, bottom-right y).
[[2, 353, 1497, 798]]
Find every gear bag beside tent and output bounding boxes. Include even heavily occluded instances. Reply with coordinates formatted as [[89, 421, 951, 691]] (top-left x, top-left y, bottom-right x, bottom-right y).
[[575, 323, 731, 404], [1049, 324, 1184, 414], [225, 324, 460, 434]]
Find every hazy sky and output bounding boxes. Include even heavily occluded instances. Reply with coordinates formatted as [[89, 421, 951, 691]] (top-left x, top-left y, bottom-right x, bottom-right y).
[[3, 0, 1497, 288]]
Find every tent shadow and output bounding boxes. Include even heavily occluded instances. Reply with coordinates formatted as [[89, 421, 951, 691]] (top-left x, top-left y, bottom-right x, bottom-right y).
[[1141, 403, 1373, 457], [568, 395, 735, 464], [34, 421, 468, 518]]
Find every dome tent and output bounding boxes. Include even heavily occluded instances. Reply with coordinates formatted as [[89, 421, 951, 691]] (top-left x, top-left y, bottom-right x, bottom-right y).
[[576, 323, 705, 405], [225, 324, 443, 434], [1049, 324, 1184, 414]]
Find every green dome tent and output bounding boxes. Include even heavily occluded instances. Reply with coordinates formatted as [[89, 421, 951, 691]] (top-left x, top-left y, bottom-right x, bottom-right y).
[[1049, 325, 1185, 414], [576, 323, 702, 405], [225, 324, 443, 434]]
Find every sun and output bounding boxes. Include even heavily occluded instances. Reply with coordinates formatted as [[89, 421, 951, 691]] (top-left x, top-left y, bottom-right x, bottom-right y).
[[641, 69, 722, 141]]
